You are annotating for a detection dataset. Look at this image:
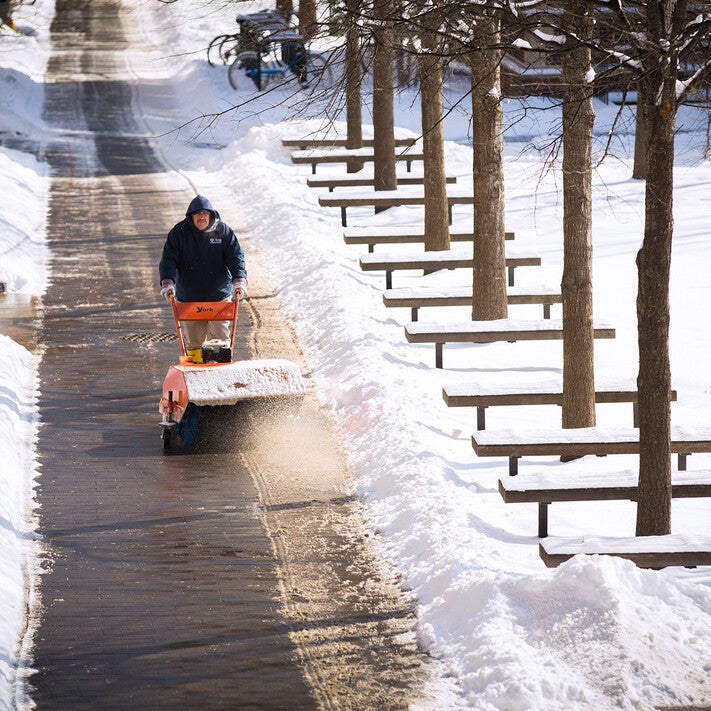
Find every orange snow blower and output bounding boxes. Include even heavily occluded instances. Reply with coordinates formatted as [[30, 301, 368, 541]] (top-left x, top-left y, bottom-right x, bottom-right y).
[[159, 292, 305, 450]]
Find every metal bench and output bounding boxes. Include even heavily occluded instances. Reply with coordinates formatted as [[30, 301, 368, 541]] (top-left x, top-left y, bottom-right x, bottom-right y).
[[384, 284, 561, 322], [443, 378, 677, 430], [291, 147, 424, 174], [405, 318, 616, 369], [539, 534, 711, 569], [344, 226, 514, 252], [498, 468, 709, 537], [472, 425, 711, 476], [359, 246, 540, 290], [318, 188, 475, 227]]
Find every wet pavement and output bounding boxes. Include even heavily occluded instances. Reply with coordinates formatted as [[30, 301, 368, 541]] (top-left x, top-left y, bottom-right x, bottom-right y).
[[25, 1, 439, 709], [30, 3, 314, 707]]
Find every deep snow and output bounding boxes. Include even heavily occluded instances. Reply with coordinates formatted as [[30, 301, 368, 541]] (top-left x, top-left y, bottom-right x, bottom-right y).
[[1, 1, 710, 709]]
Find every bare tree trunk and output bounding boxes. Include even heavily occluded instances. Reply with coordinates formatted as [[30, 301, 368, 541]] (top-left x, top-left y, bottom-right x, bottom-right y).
[[298, 0, 317, 39], [561, 1, 596, 429], [632, 82, 648, 180], [469, 14, 507, 320], [419, 34, 449, 252], [275, 0, 293, 20], [372, 0, 397, 192], [635, 34, 677, 536], [0, 0, 16, 30], [344, 0, 364, 171]]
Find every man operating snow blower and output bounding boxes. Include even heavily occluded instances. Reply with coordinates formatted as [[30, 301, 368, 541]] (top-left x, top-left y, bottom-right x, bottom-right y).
[[157, 195, 305, 450], [159, 194, 247, 363]]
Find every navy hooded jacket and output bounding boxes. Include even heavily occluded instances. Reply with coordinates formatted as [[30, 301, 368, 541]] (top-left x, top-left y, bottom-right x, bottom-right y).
[[159, 195, 247, 302]]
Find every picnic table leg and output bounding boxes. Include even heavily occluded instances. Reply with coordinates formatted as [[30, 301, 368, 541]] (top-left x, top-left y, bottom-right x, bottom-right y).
[[411, 307, 418, 322], [678, 453, 689, 471], [633, 401, 639, 428], [406, 159, 412, 172], [386, 271, 393, 289], [311, 163, 317, 175], [435, 343, 443, 369], [509, 456, 519, 476], [538, 501, 550, 538], [447, 203, 453, 225], [368, 244, 374, 253], [507, 266, 515, 287], [340, 206, 347, 227], [476, 406, 486, 431], [543, 304, 551, 319], [538, 503, 549, 537]]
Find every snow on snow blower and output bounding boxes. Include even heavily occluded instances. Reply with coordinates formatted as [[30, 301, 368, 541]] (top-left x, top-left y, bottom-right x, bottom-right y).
[[159, 293, 305, 450]]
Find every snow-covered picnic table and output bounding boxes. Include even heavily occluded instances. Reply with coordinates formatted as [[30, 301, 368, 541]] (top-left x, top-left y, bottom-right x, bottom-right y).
[[343, 223, 515, 251], [319, 187, 474, 226], [443, 377, 676, 429], [291, 146, 424, 173], [405, 318, 616, 369], [384, 283, 561, 322], [539, 534, 711, 569], [498, 468, 711, 537], [473, 424, 711, 475], [360, 245, 541, 289]]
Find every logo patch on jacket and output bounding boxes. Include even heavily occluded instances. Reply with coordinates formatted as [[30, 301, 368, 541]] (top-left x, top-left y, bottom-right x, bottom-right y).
[[210, 238, 222, 244]]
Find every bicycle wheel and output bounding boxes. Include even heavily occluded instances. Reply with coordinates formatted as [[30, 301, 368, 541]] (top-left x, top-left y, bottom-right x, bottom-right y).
[[228, 51, 269, 91], [219, 34, 244, 65], [305, 54, 333, 89], [207, 34, 231, 66]]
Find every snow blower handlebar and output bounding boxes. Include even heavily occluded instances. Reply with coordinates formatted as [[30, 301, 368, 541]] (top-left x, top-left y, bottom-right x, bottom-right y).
[[168, 291, 187, 358]]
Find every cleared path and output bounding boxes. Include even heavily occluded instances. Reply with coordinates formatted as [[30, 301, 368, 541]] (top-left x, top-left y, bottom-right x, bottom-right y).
[[29, 2, 441, 709]]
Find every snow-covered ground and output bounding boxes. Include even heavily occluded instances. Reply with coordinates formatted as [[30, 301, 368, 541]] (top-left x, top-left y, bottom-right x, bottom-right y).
[[2, 0, 710, 708], [0, 2, 54, 708]]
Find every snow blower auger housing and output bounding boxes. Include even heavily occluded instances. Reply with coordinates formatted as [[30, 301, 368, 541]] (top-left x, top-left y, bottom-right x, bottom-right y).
[[159, 293, 306, 450]]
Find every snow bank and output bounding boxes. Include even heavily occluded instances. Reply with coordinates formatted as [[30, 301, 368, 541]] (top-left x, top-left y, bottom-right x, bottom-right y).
[[0, 2, 54, 709], [0, 149, 49, 294], [210, 117, 711, 708], [0, 336, 41, 710]]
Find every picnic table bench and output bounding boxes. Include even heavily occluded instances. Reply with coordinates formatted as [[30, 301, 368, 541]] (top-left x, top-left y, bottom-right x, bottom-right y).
[[498, 468, 710, 537], [283, 137, 417, 150], [539, 534, 711, 569], [384, 284, 561, 322], [318, 188, 475, 227], [307, 175, 457, 192], [359, 246, 540, 290], [443, 378, 677, 430], [405, 318, 616, 369], [344, 225, 515, 252], [291, 147, 424, 174], [472, 425, 711, 476]]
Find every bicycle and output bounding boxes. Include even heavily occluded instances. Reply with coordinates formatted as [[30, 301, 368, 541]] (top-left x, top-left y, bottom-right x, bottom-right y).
[[228, 42, 332, 91], [207, 33, 245, 67], [207, 11, 288, 68]]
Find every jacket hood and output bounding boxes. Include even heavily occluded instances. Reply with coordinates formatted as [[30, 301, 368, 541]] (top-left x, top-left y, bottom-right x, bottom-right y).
[[185, 195, 220, 220]]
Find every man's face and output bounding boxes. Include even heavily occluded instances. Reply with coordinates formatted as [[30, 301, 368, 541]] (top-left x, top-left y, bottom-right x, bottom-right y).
[[191, 210, 211, 231]]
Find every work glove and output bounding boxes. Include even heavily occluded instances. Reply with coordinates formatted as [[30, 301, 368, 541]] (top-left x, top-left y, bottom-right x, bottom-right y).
[[233, 278, 247, 301], [160, 279, 176, 301]]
